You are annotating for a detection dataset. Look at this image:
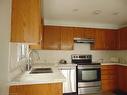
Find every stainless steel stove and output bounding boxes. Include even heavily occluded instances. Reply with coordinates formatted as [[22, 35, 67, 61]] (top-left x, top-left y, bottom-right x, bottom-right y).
[[71, 54, 101, 95]]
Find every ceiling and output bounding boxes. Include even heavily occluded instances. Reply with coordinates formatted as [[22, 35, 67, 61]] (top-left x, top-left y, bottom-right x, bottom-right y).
[[43, 0, 127, 29]]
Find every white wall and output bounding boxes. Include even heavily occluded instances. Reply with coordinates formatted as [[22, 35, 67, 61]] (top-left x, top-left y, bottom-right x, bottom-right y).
[[37, 44, 118, 63], [0, 0, 11, 94]]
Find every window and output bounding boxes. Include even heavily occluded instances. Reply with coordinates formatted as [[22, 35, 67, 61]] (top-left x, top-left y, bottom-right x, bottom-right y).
[[17, 44, 28, 61]]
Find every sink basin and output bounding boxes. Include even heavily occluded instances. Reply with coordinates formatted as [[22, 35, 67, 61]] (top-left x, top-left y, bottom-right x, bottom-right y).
[[30, 68, 53, 74]]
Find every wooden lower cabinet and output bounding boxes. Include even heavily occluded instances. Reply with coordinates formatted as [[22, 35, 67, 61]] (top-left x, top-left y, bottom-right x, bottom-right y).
[[9, 83, 62, 95], [101, 65, 118, 92], [117, 66, 127, 93], [101, 79, 117, 92], [101, 65, 127, 93]]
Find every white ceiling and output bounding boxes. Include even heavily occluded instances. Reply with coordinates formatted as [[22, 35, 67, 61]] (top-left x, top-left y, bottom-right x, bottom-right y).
[[43, 0, 127, 29]]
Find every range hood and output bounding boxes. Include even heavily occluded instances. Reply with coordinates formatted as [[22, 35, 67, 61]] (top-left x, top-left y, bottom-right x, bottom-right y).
[[74, 38, 95, 43]]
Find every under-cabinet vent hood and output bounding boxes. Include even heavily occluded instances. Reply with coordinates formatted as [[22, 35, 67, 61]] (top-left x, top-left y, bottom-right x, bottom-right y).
[[74, 38, 95, 43]]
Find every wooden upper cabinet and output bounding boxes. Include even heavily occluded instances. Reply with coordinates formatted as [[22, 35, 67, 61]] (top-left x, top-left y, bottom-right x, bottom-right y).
[[73, 27, 95, 39], [117, 27, 127, 50], [105, 30, 117, 50], [11, 0, 41, 43], [29, 42, 42, 50], [92, 29, 106, 50], [43, 26, 61, 50], [29, 19, 44, 50], [73, 27, 84, 38], [60, 27, 74, 50], [83, 28, 95, 39], [92, 29, 117, 50]]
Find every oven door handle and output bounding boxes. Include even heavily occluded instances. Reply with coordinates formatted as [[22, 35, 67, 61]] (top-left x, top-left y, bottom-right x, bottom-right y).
[[78, 66, 100, 69]]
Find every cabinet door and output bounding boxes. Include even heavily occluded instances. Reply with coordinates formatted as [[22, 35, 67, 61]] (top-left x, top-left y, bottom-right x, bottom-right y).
[[125, 67, 127, 93], [29, 19, 44, 50], [61, 27, 74, 50], [11, 0, 41, 43], [43, 26, 61, 50], [102, 80, 117, 92], [83, 28, 95, 39], [73, 27, 84, 38], [118, 28, 127, 50], [101, 65, 118, 92], [29, 43, 42, 50], [92, 29, 106, 50], [105, 30, 117, 50], [118, 66, 127, 93], [9, 83, 62, 95]]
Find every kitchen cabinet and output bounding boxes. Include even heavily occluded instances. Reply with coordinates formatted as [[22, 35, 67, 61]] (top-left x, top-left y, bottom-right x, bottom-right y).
[[31, 26, 74, 50], [117, 27, 127, 50], [73, 27, 95, 39], [83, 28, 95, 39], [29, 25, 118, 50], [117, 66, 127, 93], [29, 19, 44, 49], [9, 83, 62, 95], [92, 29, 106, 50], [101, 65, 118, 92], [11, 0, 42, 43], [73, 27, 117, 50], [43, 26, 61, 50], [29, 43, 42, 50], [61, 27, 74, 50], [73, 27, 84, 38], [92, 29, 117, 50], [105, 30, 117, 50]]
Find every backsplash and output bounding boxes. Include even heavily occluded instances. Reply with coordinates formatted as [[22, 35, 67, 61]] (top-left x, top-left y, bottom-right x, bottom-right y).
[[37, 44, 118, 63], [117, 51, 127, 64]]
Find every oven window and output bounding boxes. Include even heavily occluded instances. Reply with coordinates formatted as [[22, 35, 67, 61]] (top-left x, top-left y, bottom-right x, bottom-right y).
[[82, 70, 97, 81], [78, 68, 101, 82]]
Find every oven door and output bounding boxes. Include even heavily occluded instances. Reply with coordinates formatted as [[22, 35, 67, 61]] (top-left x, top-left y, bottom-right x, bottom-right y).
[[78, 65, 101, 82]]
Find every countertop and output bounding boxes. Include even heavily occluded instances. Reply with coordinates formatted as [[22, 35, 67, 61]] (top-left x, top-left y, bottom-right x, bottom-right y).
[[101, 62, 127, 66], [9, 62, 127, 86], [9, 63, 77, 86]]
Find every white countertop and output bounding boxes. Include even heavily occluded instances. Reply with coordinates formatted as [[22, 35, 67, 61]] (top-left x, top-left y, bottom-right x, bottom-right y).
[[9, 62, 127, 86], [9, 64, 66, 86], [101, 62, 127, 66]]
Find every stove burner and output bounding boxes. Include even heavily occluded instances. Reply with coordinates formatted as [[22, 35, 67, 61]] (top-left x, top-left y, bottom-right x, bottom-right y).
[[71, 54, 92, 64]]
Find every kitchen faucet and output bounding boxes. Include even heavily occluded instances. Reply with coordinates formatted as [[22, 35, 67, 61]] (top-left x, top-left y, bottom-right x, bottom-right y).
[[26, 50, 40, 71]]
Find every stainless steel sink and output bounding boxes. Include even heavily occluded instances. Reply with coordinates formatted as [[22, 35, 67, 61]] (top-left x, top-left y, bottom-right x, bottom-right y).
[[30, 68, 53, 74]]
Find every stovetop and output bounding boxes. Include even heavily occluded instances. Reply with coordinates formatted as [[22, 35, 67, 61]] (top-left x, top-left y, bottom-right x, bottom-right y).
[[71, 54, 100, 65]]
